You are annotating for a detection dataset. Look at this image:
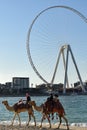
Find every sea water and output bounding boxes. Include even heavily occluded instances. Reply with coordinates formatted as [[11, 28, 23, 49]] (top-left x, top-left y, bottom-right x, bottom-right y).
[[0, 95, 87, 127]]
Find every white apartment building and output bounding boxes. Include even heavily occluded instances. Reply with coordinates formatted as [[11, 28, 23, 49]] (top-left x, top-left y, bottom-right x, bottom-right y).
[[12, 77, 29, 89]]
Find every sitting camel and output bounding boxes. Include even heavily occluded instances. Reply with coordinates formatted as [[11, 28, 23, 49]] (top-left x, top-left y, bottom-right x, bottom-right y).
[[30, 100, 69, 130], [2, 100, 36, 126]]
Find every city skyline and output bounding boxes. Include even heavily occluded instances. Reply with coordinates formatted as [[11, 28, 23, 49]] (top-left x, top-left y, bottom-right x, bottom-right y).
[[0, 1, 87, 87]]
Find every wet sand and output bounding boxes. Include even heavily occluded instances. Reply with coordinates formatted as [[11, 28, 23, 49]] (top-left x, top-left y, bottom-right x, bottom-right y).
[[0, 123, 87, 130]]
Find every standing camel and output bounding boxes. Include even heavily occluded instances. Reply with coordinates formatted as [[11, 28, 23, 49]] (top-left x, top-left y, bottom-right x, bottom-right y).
[[30, 100, 69, 130], [2, 100, 36, 126]]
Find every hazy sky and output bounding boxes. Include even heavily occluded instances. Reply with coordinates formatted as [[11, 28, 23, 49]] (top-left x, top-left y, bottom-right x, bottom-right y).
[[0, 0, 87, 87]]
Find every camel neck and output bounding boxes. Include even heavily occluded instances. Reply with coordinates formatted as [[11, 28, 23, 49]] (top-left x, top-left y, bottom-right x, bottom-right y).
[[5, 103, 14, 112], [33, 104, 42, 111]]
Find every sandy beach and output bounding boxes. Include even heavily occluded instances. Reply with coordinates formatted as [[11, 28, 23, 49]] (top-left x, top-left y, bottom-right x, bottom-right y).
[[0, 123, 87, 130]]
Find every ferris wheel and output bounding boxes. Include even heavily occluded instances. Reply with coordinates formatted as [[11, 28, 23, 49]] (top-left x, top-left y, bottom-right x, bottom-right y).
[[26, 5, 87, 90]]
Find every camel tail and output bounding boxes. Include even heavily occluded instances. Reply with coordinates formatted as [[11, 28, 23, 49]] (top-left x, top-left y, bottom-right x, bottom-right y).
[[62, 107, 66, 115], [64, 110, 66, 115]]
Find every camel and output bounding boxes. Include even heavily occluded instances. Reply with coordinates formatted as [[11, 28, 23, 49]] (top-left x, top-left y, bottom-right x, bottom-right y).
[[2, 100, 36, 126], [30, 100, 69, 130]]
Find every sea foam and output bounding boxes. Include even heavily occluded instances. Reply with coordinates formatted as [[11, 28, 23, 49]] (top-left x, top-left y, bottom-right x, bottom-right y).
[[0, 121, 87, 127]]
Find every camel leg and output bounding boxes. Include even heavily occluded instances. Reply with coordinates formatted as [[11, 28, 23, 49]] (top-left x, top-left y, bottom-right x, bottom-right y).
[[27, 113, 31, 126], [27, 112, 36, 126], [17, 114, 21, 126], [40, 114, 45, 127], [58, 115, 62, 129], [40, 113, 51, 128], [31, 113, 36, 126], [46, 114, 51, 128], [62, 115, 69, 130], [12, 113, 16, 125]]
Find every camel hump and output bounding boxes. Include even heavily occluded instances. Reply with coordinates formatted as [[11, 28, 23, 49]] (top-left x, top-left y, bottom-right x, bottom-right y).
[[55, 100, 63, 108], [56, 101, 66, 115], [45, 99, 65, 115], [13, 103, 23, 111], [13, 102, 32, 111]]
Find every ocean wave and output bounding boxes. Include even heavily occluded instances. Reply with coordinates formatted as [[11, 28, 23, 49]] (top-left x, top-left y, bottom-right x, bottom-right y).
[[0, 121, 87, 127], [70, 123, 87, 127]]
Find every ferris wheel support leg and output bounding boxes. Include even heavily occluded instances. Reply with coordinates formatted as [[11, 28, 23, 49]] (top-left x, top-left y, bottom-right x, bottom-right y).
[[63, 45, 69, 94], [62, 51, 69, 88], [69, 45, 86, 92], [51, 48, 61, 84]]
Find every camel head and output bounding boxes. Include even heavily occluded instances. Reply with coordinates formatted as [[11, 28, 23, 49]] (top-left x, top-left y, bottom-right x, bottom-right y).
[[2, 100, 8, 106]]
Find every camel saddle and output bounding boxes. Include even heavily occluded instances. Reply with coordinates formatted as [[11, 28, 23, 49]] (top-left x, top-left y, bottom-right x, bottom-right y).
[[13, 102, 32, 111]]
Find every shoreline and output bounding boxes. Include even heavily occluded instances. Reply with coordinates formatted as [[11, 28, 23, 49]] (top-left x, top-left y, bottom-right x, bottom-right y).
[[0, 122, 87, 130], [0, 93, 87, 97], [0, 124, 87, 130]]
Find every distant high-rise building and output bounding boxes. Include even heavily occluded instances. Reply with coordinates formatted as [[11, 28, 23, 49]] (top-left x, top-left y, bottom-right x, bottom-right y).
[[12, 77, 29, 89]]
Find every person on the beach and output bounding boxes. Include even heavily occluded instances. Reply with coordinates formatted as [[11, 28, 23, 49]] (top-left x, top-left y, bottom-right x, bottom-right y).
[[17, 99, 23, 105], [47, 93, 53, 101], [26, 92, 31, 104], [46, 93, 54, 119], [49, 93, 53, 100], [54, 94, 59, 102]]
